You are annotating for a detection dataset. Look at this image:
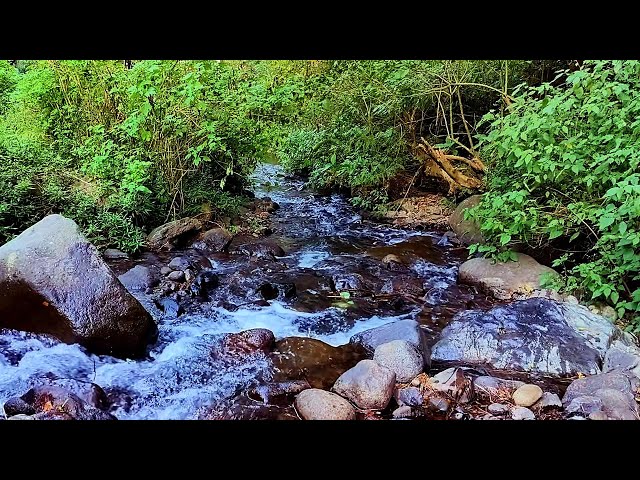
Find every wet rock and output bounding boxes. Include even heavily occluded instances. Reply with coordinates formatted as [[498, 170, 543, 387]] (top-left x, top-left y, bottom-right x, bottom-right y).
[[565, 396, 604, 417], [189, 270, 219, 298], [184, 269, 195, 283], [8, 414, 34, 420], [161, 266, 172, 276], [232, 240, 286, 258], [350, 319, 431, 367], [430, 367, 474, 403], [220, 328, 275, 356], [392, 405, 413, 418], [250, 380, 311, 403], [103, 248, 128, 260], [295, 388, 355, 420], [511, 406, 535, 420], [3, 385, 116, 420], [473, 376, 525, 396], [380, 275, 425, 297], [253, 197, 280, 213], [458, 253, 559, 300], [332, 359, 396, 410], [603, 340, 640, 379], [118, 265, 159, 292], [258, 282, 297, 301], [396, 386, 424, 407], [431, 298, 617, 375], [448, 195, 484, 245], [534, 392, 562, 410], [45, 378, 110, 410], [563, 371, 640, 420], [381, 254, 406, 272], [167, 270, 185, 282], [168, 256, 192, 271], [271, 337, 366, 390], [488, 403, 509, 415], [332, 273, 365, 291], [512, 384, 543, 407], [373, 340, 424, 383], [427, 396, 450, 412], [155, 297, 183, 318], [191, 227, 233, 253], [0, 214, 157, 358], [146, 217, 202, 251]]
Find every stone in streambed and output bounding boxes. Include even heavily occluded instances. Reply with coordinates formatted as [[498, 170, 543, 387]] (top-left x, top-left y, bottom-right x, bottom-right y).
[[473, 376, 525, 396], [167, 270, 185, 282], [332, 360, 396, 410], [373, 340, 424, 383], [295, 389, 355, 420], [161, 266, 172, 276], [427, 396, 450, 412], [146, 217, 202, 251], [118, 265, 159, 292], [511, 406, 535, 420], [392, 405, 413, 418], [512, 384, 543, 407], [221, 328, 275, 356], [458, 253, 558, 300], [8, 414, 34, 420], [534, 392, 562, 410], [103, 248, 128, 260], [603, 340, 640, 379], [168, 256, 192, 271], [488, 403, 509, 415], [191, 227, 233, 253], [395, 386, 424, 407], [0, 214, 156, 358], [154, 297, 183, 318]]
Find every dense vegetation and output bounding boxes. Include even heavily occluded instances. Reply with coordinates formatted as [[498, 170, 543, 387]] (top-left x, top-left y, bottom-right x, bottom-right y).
[[1, 59, 638, 329]]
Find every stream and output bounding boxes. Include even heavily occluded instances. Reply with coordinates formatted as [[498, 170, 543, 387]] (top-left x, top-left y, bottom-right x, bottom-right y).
[[0, 163, 499, 419]]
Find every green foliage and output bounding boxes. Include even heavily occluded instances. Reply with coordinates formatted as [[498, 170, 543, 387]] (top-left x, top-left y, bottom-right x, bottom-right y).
[[468, 60, 640, 329]]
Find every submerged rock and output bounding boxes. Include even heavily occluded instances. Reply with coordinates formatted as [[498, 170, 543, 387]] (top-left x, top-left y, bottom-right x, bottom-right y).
[[431, 298, 617, 375], [373, 340, 424, 383], [448, 195, 484, 245], [458, 253, 558, 300], [350, 319, 431, 367], [189, 270, 220, 298], [332, 359, 396, 410], [232, 240, 286, 258], [155, 297, 183, 318], [0, 214, 157, 358], [146, 217, 202, 251], [295, 388, 356, 420], [220, 329, 275, 357], [118, 265, 159, 292]]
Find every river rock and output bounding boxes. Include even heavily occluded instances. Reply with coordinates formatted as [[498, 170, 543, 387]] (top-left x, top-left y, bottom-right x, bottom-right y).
[[294, 388, 356, 420], [392, 405, 413, 418], [430, 367, 473, 402], [350, 319, 431, 367], [189, 270, 220, 298], [473, 376, 525, 396], [161, 266, 172, 276], [3, 385, 116, 420], [271, 337, 366, 390], [448, 195, 484, 245], [118, 265, 159, 292], [250, 380, 311, 403], [167, 256, 191, 271], [191, 227, 233, 253], [603, 340, 640, 379], [146, 217, 202, 251], [382, 254, 403, 268], [565, 396, 604, 417], [396, 386, 424, 407], [253, 197, 280, 213], [373, 340, 424, 383], [534, 392, 562, 410], [332, 273, 366, 291], [103, 248, 128, 260], [0, 214, 157, 358], [431, 298, 617, 375], [562, 370, 640, 420], [512, 384, 543, 407], [511, 406, 535, 420], [458, 253, 559, 300], [220, 328, 275, 356], [589, 411, 609, 420], [167, 270, 185, 282], [155, 297, 183, 318], [7, 414, 34, 420], [427, 396, 451, 412], [232, 240, 286, 258], [488, 403, 509, 415], [332, 359, 396, 410]]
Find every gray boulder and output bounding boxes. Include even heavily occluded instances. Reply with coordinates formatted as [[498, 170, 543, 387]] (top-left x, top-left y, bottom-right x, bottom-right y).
[[373, 340, 424, 383], [332, 360, 396, 410], [603, 340, 640, 379], [431, 298, 617, 375], [0, 214, 157, 358], [118, 265, 159, 292]]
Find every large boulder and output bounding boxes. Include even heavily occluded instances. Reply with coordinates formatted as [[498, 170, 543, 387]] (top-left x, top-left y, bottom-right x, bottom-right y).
[[458, 253, 557, 300], [191, 227, 233, 253], [0, 215, 157, 358], [562, 371, 640, 420], [332, 359, 396, 410], [294, 389, 356, 420], [431, 298, 618, 375], [146, 217, 202, 251], [448, 195, 484, 245], [458, 253, 559, 300], [350, 319, 431, 367]]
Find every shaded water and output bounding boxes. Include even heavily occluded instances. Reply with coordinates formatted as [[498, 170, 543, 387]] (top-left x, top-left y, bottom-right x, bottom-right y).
[[0, 163, 494, 419]]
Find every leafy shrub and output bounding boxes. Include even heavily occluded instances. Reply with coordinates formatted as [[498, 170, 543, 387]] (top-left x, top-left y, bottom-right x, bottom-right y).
[[469, 60, 640, 329]]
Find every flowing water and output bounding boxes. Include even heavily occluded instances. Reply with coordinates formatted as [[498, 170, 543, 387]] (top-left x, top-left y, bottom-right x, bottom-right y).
[[0, 163, 496, 419]]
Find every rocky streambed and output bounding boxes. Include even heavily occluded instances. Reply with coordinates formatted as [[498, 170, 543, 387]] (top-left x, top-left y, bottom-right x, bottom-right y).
[[0, 163, 638, 421]]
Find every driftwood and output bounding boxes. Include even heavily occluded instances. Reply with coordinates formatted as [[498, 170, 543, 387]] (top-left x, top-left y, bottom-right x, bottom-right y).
[[413, 137, 485, 194]]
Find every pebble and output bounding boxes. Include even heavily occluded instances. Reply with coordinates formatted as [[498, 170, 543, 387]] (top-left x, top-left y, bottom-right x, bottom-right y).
[[160, 266, 172, 276], [512, 384, 543, 407], [511, 406, 535, 420], [7, 414, 34, 420], [488, 403, 509, 415], [396, 387, 423, 407], [534, 392, 562, 410], [184, 269, 195, 283], [392, 406, 413, 418], [588, 411, 609, 420], [168, 271, 185, 282], [427, 396, 450, 412]]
